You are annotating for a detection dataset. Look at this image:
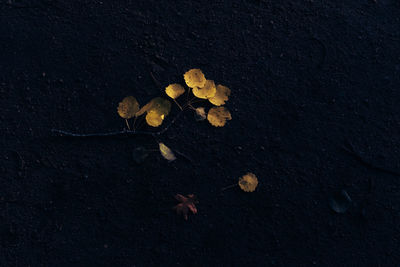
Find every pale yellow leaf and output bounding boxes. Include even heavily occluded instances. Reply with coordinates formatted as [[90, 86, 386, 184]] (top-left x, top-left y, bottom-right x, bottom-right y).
[[117, 96, 140, 119], [208, 84, 231, 106], [207, 106, 232, 127], [192, 80, 216, 99], [145, 110, 164, 127], [165, 83, 185, 99], [184, 68, 206, 88], [159, 142, 176, 161]]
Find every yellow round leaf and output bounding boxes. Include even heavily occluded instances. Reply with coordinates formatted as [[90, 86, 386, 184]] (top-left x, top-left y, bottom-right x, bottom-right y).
[[145, 110, 164, 127], [165, 83, 185, 99], [238, 173, 258, 192], [193, 80, 217, 99], [209, 84, 231, 106], [117, 96, 140, 119], [207, 106, 232, 127], [184, 68, 206, 88]]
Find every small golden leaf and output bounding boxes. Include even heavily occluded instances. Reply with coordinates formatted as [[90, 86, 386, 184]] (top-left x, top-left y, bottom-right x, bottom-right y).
[[117, 96, 140, 119], [184, 68, 206, 88], [145, 110, 164, 127], [195, 107, 206, 121], [238, 173, 258, 192], [207, 106, 232, 127], [165, 83, 185, 99], [159, 142, 176, 161], [208, 84, 231, 106], [192, 80, 217, 99]]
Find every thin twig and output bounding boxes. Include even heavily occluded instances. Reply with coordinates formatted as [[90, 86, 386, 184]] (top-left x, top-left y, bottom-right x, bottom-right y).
[[51, 129, 155, 138], [186, 87, 191, 103], [156, 111, 184, 135], [188, 98, 205, 105], [221, 184, 236, 191], [52, 111, 185, 138], [174, 149, 195, 164], [150, 71, 163, 90], [125, 119, 131, 130], [2, 3, 41, 9], [173, 99, 183, 110], [342, 141, 400, 177]]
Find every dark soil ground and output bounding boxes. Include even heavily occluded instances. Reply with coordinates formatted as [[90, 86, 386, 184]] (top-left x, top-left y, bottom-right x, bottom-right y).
[[1, 0, 400, 266]]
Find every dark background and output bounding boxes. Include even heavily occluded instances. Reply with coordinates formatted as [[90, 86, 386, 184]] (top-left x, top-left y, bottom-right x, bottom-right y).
[[1, 0, 400, 266]]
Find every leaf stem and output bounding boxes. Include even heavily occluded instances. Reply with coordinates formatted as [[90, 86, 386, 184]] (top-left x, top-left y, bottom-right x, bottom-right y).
[[173, 99, 183, 110], [221, 184, 237, 191], [186, 87, 191, 102], [52, 111, 185, 138], [125, 119, 131, 130], [132, 116, 137, 131]]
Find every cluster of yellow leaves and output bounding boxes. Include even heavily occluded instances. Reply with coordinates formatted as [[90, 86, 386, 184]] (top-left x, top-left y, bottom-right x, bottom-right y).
[[165, 68, 232, 127], [117, 96, 171, 128], [117, 68, 234, 166]]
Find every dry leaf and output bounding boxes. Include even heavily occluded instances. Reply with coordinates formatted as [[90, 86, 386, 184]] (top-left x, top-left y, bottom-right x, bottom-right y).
[[159, 142, 176, 161], [117, 96, 140, 119], [207, 106, 232, 127], [184, 68, 206, 88], [238, 173, 258, 192], [209, 84, 231, 106], [165, 83, 185, 99], [195, 107, 206, 121], [192, 80, 216, 99], [173, 194, 198, 220]]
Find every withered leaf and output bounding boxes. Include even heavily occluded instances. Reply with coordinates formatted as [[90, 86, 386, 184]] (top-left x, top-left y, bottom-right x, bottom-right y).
[[159, 142, 176, 161], [238, 172, 258, 192], [194, 107, 206, 121], [173, 194, 198, 220], [207, 106, 232, 127], [117, 96, 140, 119]]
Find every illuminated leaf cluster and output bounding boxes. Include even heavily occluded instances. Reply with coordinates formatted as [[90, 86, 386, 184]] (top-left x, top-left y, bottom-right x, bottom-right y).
[[117, 68, 234, 163], [117, 96, 171, 128], [166, 68, 232, 127]]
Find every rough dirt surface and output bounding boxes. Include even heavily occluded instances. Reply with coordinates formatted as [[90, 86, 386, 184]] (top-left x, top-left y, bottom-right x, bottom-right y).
[[1, 0, 400, 266]]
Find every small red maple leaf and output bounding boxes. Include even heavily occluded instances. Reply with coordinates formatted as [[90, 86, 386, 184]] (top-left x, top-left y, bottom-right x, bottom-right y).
[[173, 194, 198, 220]]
